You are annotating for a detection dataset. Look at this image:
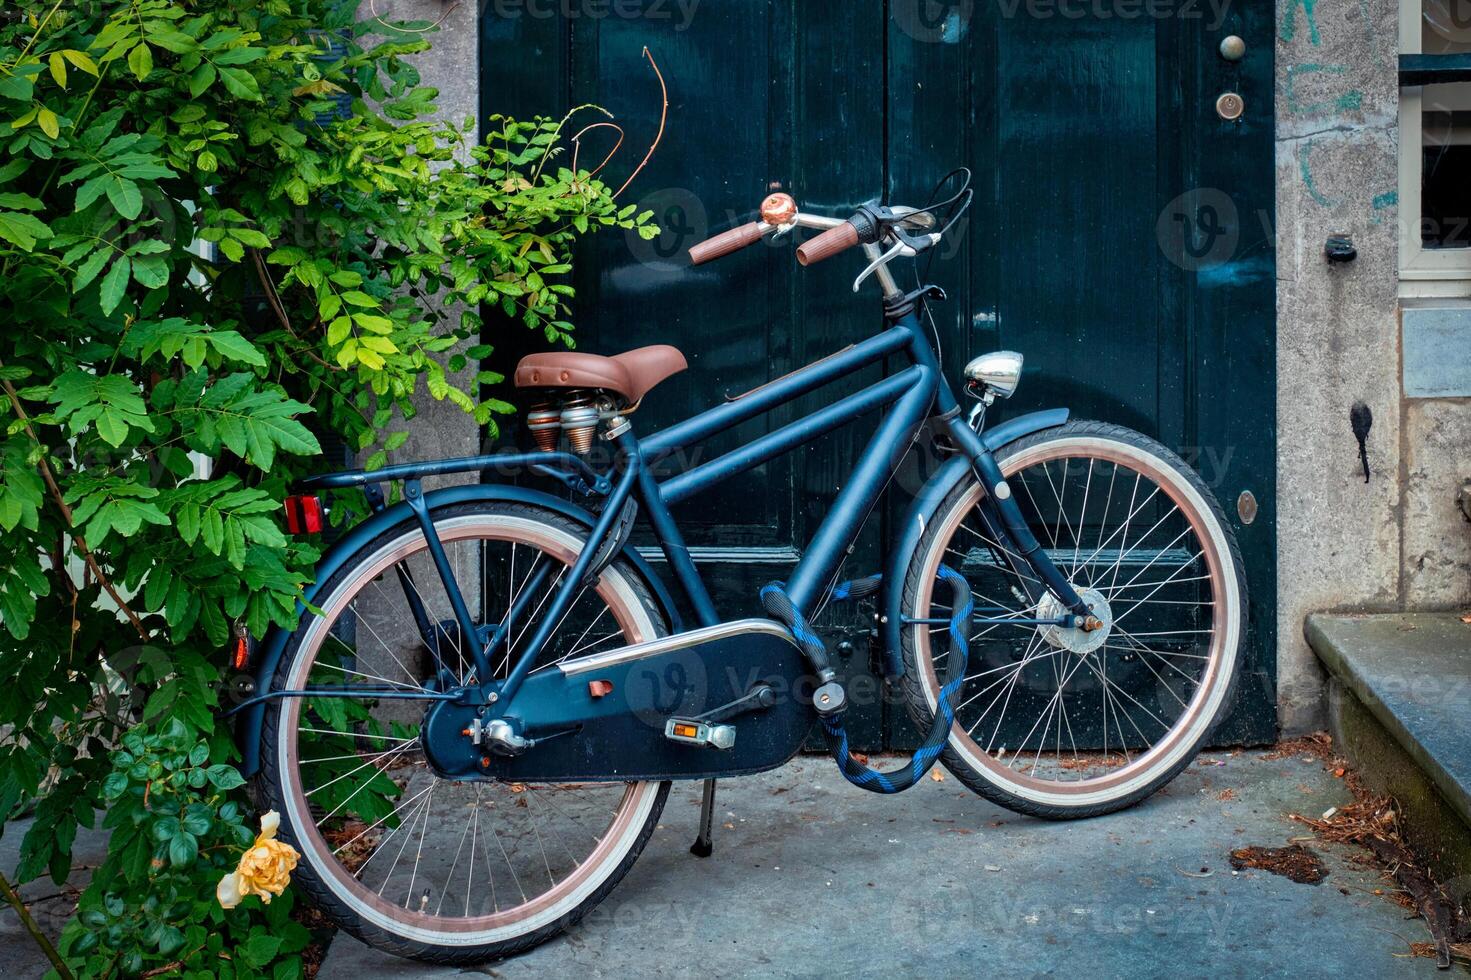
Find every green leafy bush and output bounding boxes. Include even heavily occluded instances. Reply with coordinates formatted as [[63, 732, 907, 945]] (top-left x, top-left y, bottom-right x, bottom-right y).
[[0, 1, 654, 976], [68, 719, 312, 978]]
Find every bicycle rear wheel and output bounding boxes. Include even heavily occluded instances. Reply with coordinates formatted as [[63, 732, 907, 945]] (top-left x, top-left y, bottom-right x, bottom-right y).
[[257, 502, 669, 963], [900, 421, 1246, 818]]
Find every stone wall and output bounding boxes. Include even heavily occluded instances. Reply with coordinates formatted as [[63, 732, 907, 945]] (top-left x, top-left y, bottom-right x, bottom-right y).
[[354, 0, 485, 692], [364, 0, 483, 486], [1276, 0, 1471, 733]]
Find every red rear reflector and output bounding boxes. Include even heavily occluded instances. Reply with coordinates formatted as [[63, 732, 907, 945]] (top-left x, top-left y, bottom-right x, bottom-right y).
[[284, 494, 324, 535], [232, 635, 249, 670]]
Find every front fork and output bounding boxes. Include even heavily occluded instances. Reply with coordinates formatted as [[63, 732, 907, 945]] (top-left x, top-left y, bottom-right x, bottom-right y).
[[944, 414, 1094, 624]]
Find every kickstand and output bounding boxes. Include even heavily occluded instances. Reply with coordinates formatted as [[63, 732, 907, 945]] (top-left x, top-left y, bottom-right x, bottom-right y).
[[690, 778, 716, 857]]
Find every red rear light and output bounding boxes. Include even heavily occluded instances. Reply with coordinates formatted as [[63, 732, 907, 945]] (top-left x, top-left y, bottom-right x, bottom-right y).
[[284, 494, 324, 535], [231, 621, 251, 671]]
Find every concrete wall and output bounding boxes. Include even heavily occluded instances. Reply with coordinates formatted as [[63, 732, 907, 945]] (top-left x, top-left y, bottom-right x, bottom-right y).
[[356, 1, 485, 693], [1276, 0, 1471, 733], [366, 0, 484, 487]]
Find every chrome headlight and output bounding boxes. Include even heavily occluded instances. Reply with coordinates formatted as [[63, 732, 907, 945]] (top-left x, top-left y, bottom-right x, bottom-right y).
[[964, 351, 1024, 401]]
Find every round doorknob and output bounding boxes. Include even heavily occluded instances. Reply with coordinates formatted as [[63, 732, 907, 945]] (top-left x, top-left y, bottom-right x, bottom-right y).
[[1220, 35, 1246, 61]]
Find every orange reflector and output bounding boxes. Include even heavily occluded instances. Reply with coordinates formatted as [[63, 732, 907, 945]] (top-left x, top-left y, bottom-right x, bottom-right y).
[[588, 679, 614, 698], [672, 722, 700, 739], [284, 494, 324, 534]]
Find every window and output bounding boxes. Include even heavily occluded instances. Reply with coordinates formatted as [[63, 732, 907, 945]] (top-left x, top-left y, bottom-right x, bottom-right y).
[[1400, 1, 1471, 294]]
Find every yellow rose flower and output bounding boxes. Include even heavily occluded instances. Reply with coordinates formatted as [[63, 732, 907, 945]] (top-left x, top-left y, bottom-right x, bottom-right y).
[[217, 810, 299, 910]]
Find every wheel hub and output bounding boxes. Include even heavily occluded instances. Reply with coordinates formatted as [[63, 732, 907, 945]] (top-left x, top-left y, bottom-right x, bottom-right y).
[[1036, 586, 1112, 654], [421, 693, 501, 779]]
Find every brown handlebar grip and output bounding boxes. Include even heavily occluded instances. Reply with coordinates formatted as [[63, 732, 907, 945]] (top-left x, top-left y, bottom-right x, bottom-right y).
[[796, 221, 861, 266], [689, 222, 766, 266]]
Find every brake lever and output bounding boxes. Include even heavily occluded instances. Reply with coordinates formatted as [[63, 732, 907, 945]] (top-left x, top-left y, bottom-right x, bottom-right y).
[[852, 240, 915, 293], [851, 232, 942, 293]]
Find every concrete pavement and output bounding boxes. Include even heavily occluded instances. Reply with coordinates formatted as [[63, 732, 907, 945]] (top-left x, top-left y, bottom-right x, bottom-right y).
[[318, 748, 1442, 978]]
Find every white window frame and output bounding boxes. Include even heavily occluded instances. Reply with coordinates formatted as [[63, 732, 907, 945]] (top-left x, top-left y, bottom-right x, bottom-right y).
[[1400, 2, 1471, 297]]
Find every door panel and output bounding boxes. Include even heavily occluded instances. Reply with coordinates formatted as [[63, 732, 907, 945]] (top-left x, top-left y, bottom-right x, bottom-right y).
[[480, 0, 1277, 748]]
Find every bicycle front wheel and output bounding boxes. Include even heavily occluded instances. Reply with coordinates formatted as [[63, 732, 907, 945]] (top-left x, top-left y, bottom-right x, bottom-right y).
[[900, 421, 1246, 818]]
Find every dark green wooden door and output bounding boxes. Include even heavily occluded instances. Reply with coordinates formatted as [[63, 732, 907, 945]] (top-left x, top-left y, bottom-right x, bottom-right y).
[[481, 1, 1277, 746]]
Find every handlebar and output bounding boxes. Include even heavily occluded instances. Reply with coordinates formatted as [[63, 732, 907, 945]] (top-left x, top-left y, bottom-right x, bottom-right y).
[[685, 191, 950, 294], [688, 222, 766, 266], [795, 221, 860, 266]]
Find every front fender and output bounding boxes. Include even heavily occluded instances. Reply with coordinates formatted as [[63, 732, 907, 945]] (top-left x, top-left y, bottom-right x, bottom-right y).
[[879, 408, 1069, 676], [232, 484, 681, 778]]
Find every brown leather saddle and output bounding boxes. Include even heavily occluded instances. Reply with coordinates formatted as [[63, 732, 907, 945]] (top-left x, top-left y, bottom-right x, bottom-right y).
[[514, 345, 687, 403]]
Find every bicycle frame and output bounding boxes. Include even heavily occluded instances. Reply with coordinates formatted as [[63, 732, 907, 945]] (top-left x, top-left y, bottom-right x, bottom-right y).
[[284, 300, 1091, 714]]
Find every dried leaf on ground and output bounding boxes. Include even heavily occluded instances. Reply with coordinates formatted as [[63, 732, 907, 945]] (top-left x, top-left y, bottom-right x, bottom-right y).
[[1229, 844, 1329, 884], [1260, 732, 1333, 761], [1288, 736, 1471, 968]]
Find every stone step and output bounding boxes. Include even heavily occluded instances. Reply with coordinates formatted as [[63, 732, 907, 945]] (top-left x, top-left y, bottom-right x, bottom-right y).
[[1306, 612, 1471, 879]]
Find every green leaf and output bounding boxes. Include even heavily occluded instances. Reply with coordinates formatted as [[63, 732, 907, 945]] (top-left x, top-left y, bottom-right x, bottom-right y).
[[101, 772, 128, 799], [218, 66, 261, 101], [0, 210, 51, 251], [0, 441, 43, 532], [73, 247, 110, 290], [0, 75, 33, 102], [205, 764, 245, 790], [243, 933, 283, 968], [105, 177, 143, 220], [230, 228, 271, 248], [188, 62, 216, 97], [0, 575, 35, 639], [98, 256, 131, 316], [127, 43, 153, 81], [0, 192, 43, 210], [48, 53, 66, 89], [73, 175, 108, 212], [167, 830, 197, 867], [205, 330, 266, 366], [131, 254, 169, 289], [62, 49, 100, 77], [351, 313, 393, 333], [341, 290, 377, 308], [212, 47, 266, 66]]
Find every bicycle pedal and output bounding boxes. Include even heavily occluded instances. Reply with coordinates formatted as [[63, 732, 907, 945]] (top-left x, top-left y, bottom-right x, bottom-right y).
[[664, 718, 736, 750]]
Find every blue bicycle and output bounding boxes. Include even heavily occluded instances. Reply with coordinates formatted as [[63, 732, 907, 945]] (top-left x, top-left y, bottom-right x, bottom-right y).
[[230, 180, 1246, 963]]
